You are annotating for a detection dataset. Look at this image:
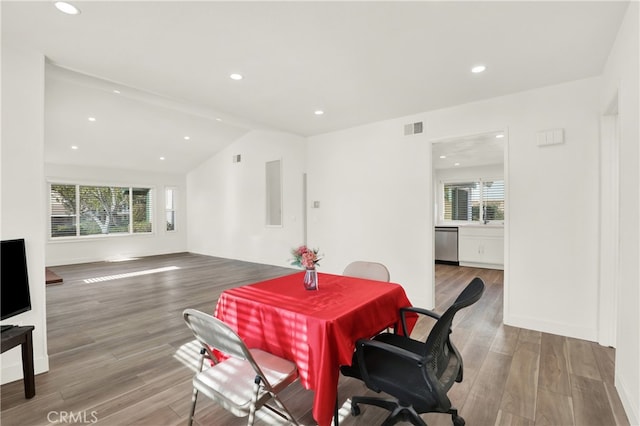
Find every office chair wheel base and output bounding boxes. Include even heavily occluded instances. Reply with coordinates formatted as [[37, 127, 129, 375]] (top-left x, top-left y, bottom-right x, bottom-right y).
[[452, 414, 465, 426], [351, 403, 361, 417]]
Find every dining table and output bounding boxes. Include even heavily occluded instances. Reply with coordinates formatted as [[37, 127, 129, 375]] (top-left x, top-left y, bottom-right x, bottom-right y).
[[214, 270, 415, 426]]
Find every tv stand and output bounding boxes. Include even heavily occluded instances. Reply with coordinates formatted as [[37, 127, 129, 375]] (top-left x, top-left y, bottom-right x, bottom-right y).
[[1, 324, 17, 332], [1, 325, 35, 398]]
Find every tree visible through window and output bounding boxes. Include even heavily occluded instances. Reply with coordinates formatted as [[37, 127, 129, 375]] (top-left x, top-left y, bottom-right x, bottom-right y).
[[132, 188, 153, 233], [50, 184, 153, 238]]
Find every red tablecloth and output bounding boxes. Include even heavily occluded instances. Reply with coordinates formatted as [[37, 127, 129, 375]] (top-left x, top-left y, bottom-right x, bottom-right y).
[[214, 271, 414, 426]]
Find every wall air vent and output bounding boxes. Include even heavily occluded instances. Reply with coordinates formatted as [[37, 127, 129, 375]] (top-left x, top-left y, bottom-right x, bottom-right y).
[[232, 154, 241, 163], [404, 121, 424, 136], [404, 123, 413, 136]]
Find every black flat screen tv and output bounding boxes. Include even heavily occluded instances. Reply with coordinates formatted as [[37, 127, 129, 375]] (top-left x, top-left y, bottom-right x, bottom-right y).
[[1, 238, 32, 322]]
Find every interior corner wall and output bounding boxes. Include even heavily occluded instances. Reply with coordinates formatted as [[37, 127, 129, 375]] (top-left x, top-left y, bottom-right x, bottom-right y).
[[44, 164, 187, 266], [601, 3, 640, 424], [186, 129, 307, 267], [1, 45, 49, 384]]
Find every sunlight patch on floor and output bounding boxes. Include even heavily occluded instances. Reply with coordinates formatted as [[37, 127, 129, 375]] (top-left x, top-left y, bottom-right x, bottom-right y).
[[174, 339, 204, 373], [336, 398, 354, 424], [105, 256, 140, 262], [83, 265, 180, 283]]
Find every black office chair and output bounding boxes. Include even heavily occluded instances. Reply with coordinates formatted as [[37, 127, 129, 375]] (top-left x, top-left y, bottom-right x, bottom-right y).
[[340, 277, 485, 426]]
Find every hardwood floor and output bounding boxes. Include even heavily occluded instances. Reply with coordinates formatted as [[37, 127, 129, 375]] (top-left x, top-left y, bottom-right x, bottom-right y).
[[0, 254, 630, 425]]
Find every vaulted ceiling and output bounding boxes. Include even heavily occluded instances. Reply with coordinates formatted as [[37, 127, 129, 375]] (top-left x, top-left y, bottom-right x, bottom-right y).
[[1, 1, 629, 173]]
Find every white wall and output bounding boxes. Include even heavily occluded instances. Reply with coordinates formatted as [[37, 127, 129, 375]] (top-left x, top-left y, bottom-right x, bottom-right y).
[[1, 46, 49, 384], [307, 117, 433, 309], [45, 164, 187, 266], [187, 129, 307, 267], [428, 78, 601, 340], [307, 77, 602, 339], [601, 3, 639, 424]]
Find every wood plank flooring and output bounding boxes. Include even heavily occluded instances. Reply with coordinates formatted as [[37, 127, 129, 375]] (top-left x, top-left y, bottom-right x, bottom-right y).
[[0, 254, 630, 425]]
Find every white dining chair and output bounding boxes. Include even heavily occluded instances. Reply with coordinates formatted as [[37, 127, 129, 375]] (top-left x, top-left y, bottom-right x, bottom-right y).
[[343, 261, 390, 282]]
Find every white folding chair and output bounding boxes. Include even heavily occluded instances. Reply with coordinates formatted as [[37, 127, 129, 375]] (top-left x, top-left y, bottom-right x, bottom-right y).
[[183, 309, 299, 425]]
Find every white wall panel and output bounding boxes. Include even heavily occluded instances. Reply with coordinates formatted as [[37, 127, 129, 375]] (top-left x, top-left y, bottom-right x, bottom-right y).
[[1, 46, 49, 384]]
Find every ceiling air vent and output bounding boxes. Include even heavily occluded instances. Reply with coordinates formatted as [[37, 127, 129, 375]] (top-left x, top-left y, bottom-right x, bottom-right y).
[[404, 121, 423, 136]]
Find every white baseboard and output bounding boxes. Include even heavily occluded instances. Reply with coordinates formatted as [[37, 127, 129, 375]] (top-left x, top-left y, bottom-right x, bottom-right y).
[[503, 313, 597, 342], [458, 261, 504, 270]]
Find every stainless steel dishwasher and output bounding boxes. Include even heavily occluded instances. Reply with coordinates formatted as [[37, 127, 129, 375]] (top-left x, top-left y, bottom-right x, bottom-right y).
[[435, 226, 459, 265]]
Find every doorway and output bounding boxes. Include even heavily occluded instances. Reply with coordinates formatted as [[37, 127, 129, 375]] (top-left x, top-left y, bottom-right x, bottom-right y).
[[430, 129, 508, 307]]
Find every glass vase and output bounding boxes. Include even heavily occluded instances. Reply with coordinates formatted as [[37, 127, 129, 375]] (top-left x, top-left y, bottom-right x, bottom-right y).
[[303, 268, 318, 290]]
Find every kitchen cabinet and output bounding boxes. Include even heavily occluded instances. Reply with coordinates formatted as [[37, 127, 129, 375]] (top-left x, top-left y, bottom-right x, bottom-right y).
[[458, 226, 504, 269]]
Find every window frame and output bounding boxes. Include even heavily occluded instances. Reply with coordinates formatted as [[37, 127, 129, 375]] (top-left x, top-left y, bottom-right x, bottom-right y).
[[165, 186, 177, 232], [48, 181, 155, 240], [439, 177, 505, 225]]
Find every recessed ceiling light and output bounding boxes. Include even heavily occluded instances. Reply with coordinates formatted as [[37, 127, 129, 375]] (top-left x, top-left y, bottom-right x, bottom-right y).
[[184, 136, 190, 140], [216, 118, 222, 122], [439, 155, 446, 159], [159, 157, 165, 161], [496, 134, 505, 138], [229, 73, 243, 81], [54, 1, 80, 15], [71, 145, 79, 150], [471, 65, 486, 73], [454, 162, 461, 166], [88, 117, 96, 122], [314, 110, 324, 116], [113, 90, 121, 94]]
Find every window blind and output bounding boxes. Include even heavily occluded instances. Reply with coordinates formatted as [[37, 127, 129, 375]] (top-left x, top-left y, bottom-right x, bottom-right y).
[[442, 179, 504, 223]]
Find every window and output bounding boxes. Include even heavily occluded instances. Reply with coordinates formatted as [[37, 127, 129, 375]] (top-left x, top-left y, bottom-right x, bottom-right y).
[[482, 180, 505, 221], [443, 182, 478, 221], [132, 188, 153, 233], [165, 187, 176, 231], [50, 183, 153, 238], [442, 179, 504, 223], [50, 184, 77, 237]]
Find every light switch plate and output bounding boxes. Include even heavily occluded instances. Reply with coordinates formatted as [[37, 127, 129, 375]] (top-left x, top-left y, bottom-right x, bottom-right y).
[[537, 128, 564, 146]]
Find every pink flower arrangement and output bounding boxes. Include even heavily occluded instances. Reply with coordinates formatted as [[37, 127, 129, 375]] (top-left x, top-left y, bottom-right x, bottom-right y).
[[290, 245, 321, 269]]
